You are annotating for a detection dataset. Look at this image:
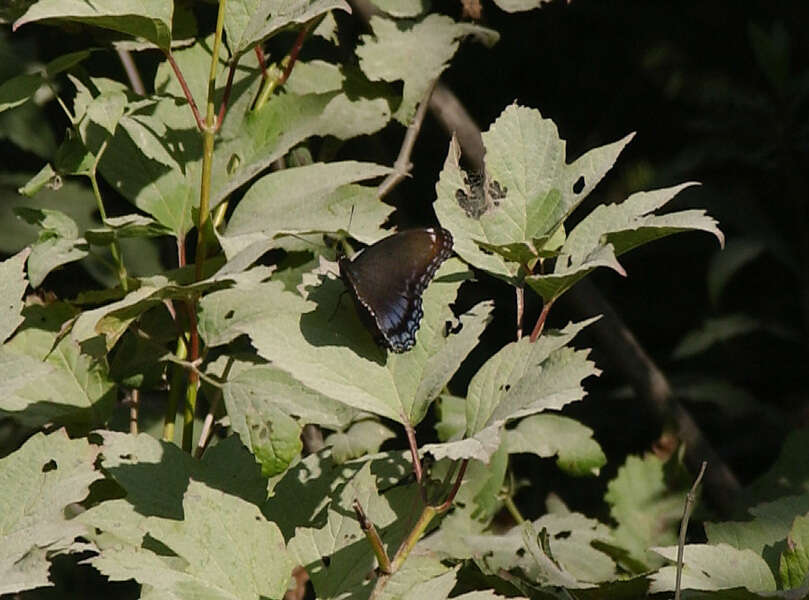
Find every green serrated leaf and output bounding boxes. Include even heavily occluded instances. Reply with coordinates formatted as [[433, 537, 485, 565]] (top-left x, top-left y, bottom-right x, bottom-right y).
[[0, 248, 30, 343], [526, 182, 723, 303], [224, 0, 351, 58], [504, 414, 606, 477], [285, 60, 394, 139], [225, 160, 392, 239], [201, 260, 489, 427], [650, 544, 777, 593], [17, 163, 59, 197], [1, 303, 116, 431], [325, 420, 397, 463], [0, 430, 101, 595], [14, 207, 89, 287], [14, 0, 174, 51], [0, 72, 42, 113], [779, 513, 809, 590], [604, 454, 688, 571], [86, 480, 293, 600], [357, 14, 498, 123], [243, 404, 303, 477], [436, 106, 633, 283]]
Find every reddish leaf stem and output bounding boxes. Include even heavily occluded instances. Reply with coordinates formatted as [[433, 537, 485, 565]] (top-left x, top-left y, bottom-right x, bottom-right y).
[[216, 60, 238, 132], [529, 298, 554, 342], [280, 22, 313, 86], [164, 51, 205, 131], [435, 459, 468, 512], [254, 45, 268, 78]]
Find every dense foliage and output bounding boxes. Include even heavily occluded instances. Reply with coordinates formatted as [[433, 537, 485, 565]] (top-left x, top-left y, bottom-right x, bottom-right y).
[[1, 1, 808, 599]]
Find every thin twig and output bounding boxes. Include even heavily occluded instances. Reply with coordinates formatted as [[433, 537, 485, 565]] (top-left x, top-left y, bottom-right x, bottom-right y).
[[116, 47, 145, 95], [377, 78, 438, 200], [194, 357, 235, 458], [675, 461, 707, 600], [164, 51, 205, 131], [353, 499, 392, 574], [403, 421, 423, 484], [515, 285, 524, 340], [128, 389, 140, 435]]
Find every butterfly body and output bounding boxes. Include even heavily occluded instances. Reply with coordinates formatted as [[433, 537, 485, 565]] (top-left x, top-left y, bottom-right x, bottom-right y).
[[338, 227, 453, 353]]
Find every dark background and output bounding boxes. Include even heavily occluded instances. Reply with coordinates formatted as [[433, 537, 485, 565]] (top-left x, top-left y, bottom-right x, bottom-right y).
[[1, 0, 809, 594]]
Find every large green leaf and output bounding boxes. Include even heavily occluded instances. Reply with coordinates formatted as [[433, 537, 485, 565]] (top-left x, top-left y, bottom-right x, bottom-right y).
[[504, 414, 606, 477], [285, 60, 394, 139], [289, 460, 416, 599], [604, 453, 688, 571], [357, 14, 498, 123], [1, 303, 116, 430], [200, 259, 491, 426], [424, 319, 598, 464], [224, 160, 392, 240], [14, 0, 173, 50], [224, 0, 350, 58], [85, 480, 293, 600], [435, 105, 634, 282], [526, 183, 724, 303], [0, 430, 101, 595], [14, 207, 90, 287]]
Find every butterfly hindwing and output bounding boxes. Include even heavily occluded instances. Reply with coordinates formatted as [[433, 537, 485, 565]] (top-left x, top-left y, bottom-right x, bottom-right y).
[[338, 228, 453, 353]]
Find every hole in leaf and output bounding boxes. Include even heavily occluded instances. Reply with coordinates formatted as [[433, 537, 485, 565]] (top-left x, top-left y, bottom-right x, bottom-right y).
[[322, 555, 331, 567], [573, 176, 585, 194], [224, 310, 235, 319], [555, 530, 571, 539], [516, 548, 526, 557], [42, 459, 57, 472]]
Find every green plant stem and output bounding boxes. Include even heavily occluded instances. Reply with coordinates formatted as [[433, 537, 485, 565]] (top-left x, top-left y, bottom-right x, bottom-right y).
[[503, 495, 525, 525], [353, 500, 392, 574], [88, 140, 128, 290], [163, 336, 187, 442], [182, 300, 200, 453], [675, 461, 707, 600]]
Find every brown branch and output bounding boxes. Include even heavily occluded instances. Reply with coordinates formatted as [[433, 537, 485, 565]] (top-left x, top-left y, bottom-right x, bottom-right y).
[[377, 78, 438, 200], [353, 499, 392, 574], [164, 51, 205, 131], [515, 285, 525, 340], [116, 47, 145, 95], [565, 280, 741, 512]]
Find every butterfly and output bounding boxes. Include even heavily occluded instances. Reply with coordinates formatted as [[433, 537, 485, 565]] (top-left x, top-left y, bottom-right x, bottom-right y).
[[338, 227, 454, 353]]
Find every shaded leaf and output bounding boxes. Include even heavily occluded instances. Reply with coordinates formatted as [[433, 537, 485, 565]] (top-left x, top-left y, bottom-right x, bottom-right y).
[[504, 414, 606, 477], [0, 248, 30, 343], [325, 420, 396, 463], [201, 260, 490, 426], [86, 480, 293, 600], [604, 453, 688, 570], [0, 430, 101, 595], [357, 14, 498, 122]]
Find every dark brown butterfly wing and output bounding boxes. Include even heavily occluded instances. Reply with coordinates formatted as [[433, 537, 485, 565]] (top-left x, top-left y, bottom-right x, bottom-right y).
[[338, 228, 453, 353]]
